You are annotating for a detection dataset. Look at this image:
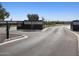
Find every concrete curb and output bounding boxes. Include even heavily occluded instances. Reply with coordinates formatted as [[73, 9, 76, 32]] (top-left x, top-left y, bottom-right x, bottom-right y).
[[42, 27, 48, 32], [70, 31, 79, 56], [4, 34, 25, 42], [0, 35, 28, 46], [64, 27, 79, 56], [42, 27, 53, 32]]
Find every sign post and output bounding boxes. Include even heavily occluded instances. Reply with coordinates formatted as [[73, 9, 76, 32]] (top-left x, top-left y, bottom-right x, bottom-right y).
[[6, 21, 10, 39]]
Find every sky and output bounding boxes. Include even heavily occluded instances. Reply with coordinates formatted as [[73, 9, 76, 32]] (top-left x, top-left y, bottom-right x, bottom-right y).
[[1, 2, 79, 21]]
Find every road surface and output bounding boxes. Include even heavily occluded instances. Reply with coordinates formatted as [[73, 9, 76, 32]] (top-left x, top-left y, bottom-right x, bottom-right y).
[[0, 26, 78, 56]]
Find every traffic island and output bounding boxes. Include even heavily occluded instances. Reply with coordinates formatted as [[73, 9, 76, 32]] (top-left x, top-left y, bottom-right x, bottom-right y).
[[0, 34, 21, 43]]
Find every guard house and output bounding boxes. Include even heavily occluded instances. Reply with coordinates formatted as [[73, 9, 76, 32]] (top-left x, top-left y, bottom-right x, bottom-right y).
[[17, 20, 43, 30]]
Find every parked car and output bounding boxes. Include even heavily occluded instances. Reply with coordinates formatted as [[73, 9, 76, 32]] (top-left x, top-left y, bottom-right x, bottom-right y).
[[71, 20, 79, 31]]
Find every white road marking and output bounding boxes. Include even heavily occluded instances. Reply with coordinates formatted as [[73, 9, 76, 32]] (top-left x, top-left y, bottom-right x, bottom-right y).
[[0, 35, 28, 46]]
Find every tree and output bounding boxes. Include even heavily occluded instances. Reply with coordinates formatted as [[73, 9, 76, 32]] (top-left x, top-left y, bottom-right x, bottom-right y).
[[0, 4, 9, 21], [27, 14, 39, 21]]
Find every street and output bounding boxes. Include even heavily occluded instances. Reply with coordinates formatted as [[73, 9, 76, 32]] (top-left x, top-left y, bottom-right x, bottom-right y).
[[0, 26, 78, 56]]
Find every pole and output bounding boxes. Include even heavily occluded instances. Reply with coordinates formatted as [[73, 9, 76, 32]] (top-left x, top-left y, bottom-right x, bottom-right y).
[[6, 21, 9, 39]]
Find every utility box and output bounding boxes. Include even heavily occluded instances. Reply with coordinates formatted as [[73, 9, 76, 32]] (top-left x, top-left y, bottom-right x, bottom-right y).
[[71, 20, 79, 31]]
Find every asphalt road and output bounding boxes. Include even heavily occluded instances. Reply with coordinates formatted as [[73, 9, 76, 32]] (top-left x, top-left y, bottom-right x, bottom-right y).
[[0, 26, 78, 56]]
